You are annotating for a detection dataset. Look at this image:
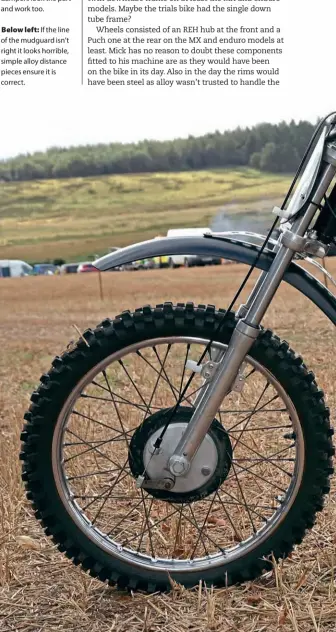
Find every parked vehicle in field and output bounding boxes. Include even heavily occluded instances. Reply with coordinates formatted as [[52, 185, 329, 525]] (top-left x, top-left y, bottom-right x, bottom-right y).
[[138, 258, 156, 270], [0, 260, 33, 278], [77, 262, 97, 273], [142, 258, 156, 269], [32, 263, 58, 276], [153, 236, 169, 268], [107, 246, 158, 271], [166, 228, 222, 267], [154, 254, 169, 268], [120, 260, 149, 271], [119, 261, 138, 271], [183, 253, 222, 267], [22, 113, 336, 595], [59, 263, 79, 274], [153, 254, 169, 268]]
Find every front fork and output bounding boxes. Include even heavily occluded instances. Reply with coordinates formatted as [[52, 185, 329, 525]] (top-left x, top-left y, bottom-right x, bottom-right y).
[[168, 161, 336, 478]]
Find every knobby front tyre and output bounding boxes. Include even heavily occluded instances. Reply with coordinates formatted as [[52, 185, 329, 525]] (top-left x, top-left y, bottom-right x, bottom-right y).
[[21, 303, 334, 593]]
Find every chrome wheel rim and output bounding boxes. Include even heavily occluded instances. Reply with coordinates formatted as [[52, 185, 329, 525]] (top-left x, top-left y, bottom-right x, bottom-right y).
[[52, 337, 304, 574]]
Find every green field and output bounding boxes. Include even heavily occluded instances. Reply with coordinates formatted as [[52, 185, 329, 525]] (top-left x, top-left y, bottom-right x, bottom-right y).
[[0, 169, 291, 262]]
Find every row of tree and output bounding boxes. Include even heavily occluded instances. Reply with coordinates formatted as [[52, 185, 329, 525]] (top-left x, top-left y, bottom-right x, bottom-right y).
[[0, 119, 316, 182]]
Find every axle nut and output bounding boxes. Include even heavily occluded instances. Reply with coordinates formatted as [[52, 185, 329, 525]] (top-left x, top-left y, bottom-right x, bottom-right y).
[[169, 455, 190, 477], [171, 461, 185, 475]]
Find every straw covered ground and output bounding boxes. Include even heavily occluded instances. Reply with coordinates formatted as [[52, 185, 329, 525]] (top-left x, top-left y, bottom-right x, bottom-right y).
[[0, 261, 335, 631]]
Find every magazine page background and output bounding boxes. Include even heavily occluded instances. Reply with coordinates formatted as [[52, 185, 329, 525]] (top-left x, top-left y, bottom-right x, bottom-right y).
[[1, 1, 336, 630], [1, 0, 335, 154]]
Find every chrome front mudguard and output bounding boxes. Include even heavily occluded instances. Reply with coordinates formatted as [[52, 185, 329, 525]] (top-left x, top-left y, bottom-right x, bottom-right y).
[[94, 233, 336, 326]]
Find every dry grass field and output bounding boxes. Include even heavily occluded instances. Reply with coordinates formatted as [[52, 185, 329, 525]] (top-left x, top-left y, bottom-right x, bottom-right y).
[[0, 262, 335, 632], [0, 169, 290, 262]]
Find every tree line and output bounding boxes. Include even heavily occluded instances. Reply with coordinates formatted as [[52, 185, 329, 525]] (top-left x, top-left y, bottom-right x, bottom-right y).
[[0, 119, 316, 182]]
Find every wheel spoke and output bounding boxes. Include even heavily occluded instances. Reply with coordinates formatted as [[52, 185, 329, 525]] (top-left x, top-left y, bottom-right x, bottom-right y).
[[229, 423, 292, 432], [67, 467, 121, 481], [172, 503, 185, 556], [118, 359, 150, 409], [90, 462, 130, 525], [226, 458, 288, 493], [216, 487, 272, 522], [139, 489, 155, 558], [102, 369, 131, 450], [214, 490, 243, 543], [189, 495, 217, 558], [136, 349, 195, 407], [231, 382, 270, 451], [186, 503, 210, 557], [179, 344, 191, 398], [72, 409, 133, 437], [230, 460, 257, 533], [221, 409, 287, 416], [82, 467, 129, 514], [124, 507, 179, 548], [106, 494, 151, 538], [225, 394, 281, 433], [58, 335, 303, 573], [171, 502, 224, 556], [234, 457, 295, 462], [81, 392, 150, 414], [227, 434, 295, 479], [153, 345, 178, 403], [63, 428, 132, 473]]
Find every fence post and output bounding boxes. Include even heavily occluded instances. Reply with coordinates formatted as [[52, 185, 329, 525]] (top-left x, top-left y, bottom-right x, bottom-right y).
[[98, 270, 104, 301]]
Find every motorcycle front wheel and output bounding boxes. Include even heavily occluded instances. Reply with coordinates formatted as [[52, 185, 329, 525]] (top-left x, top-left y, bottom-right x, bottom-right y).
[[21, 303, 334, 592]]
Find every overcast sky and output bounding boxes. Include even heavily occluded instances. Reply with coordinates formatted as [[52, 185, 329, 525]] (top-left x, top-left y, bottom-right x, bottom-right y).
[[1, 0, 335, 159]]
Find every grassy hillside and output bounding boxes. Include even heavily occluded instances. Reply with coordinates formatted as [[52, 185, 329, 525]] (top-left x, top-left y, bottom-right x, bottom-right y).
[[0, 168, 291, 262]]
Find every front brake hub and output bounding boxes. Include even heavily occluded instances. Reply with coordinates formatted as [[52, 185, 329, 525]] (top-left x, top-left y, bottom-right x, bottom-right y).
[[129, 407, 232, 504]]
